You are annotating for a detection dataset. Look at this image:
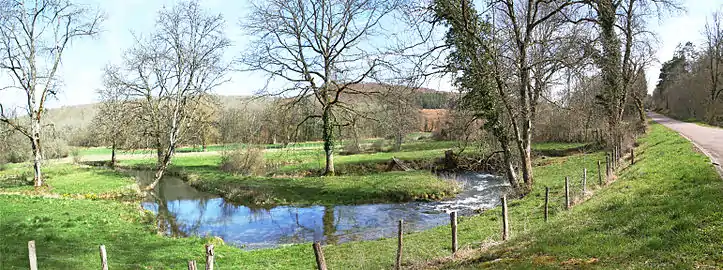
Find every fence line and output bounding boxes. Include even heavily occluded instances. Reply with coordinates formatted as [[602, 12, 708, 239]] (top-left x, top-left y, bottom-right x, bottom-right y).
[[22, 147, 638, 270]]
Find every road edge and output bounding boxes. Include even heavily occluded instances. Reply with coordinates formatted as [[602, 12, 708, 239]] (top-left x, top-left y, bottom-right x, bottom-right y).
[[649, 113, 723, 179]]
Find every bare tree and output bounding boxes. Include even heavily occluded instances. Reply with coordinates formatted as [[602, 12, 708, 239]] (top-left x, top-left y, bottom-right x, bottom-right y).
[[105, 0, 229, 190], [0, 0, 102, 187], [94, 81, 135, 167], [433, 0, 585, 192], [568, 0, 680, 152], [186, 95, 221, 152], [433, 0, 519, 188], [379, 84, 421, 152], [704, 10, 723, 124], [242, 0, 403, 175]]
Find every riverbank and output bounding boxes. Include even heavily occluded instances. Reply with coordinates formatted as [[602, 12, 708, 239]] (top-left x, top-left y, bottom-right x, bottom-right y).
[[428, 123, 723, 268], [118, 141, 463, 206], [0, 137, 609, 269]]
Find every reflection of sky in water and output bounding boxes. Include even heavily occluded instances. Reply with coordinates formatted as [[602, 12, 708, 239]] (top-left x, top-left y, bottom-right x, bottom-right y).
[[142, 173, 508, 249]]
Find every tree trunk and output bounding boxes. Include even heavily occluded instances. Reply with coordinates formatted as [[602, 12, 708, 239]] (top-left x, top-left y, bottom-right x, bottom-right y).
[[499, 137, 519, 189], [393, 130, 403, 152], [634, 96, 648, 132], [598, 0, 624, 154], [520, 114, 534, 192], [156, 144, 164, 165], [111, 141, 117, 168], [706, 101, 718, 125], [147, 134, 177, 191], [30, 132, 43, 187], [147, 151, 173, 191], [322, 106, 335, 176], [30, 117, 43, 187], [351, 121, 361, 153]]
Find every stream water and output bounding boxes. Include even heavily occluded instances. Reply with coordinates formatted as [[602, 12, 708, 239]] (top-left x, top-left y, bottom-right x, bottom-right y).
[[134, 171, 509, 250]]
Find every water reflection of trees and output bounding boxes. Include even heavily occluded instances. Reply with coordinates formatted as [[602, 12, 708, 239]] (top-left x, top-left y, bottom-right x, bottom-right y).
[[152, 185, 186, 237], [322, 206, 339, 245], [152, 177, 212, 237], [146, 176, 458, 249]]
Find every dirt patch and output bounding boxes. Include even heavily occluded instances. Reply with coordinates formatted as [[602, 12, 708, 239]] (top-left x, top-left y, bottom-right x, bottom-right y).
[[407, 240, 502, 270], [534, 157, 568, 167], [560, 257, 599, 267]]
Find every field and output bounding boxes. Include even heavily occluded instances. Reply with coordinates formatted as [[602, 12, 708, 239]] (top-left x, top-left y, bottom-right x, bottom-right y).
[[0, 123, 720, 269]]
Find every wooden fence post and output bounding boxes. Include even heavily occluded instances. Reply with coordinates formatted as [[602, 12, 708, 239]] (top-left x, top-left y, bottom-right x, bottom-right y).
[[99, 245, 108, 270], [631, 148, 635, 165], [583, 168, 587, 195], [188, 261, 198, 270], [544, 187, 549, 222], [450, 212, 458, 254], [396, 220, 403, 270], [313, 242, 327, 270], [605, 155, 610, 178], [205, 244, 214, 270], [613, 148, 617, 169], [501, 196, 509, 241], [28, 240, 37, 270], [597, 160, 602, 185], [565, 177, 570, 210]]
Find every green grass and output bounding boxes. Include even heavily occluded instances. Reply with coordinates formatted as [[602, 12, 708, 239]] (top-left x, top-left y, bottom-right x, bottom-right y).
[[440, 123, 723, 269], [184, 169, 457, 205], [0, 164, 136, 196], [0, 145, 604, 270], [0, 195, 320, 269], [1, 123, 714, 269], [531, 142, 590, 151], [77, 138, 385, 157], [116, 139, 592, 206], [117, 140, 461, 205]]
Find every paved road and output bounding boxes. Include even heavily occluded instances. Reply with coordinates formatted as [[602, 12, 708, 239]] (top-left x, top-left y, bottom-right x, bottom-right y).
[[649, 112, 723, 175]]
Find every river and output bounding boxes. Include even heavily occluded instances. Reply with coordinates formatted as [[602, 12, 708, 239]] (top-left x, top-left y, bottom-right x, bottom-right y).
[[133, 171, 509, 250]]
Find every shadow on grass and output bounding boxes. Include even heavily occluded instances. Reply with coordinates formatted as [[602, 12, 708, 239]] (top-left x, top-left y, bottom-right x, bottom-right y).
[[533, 143, 602, 157]]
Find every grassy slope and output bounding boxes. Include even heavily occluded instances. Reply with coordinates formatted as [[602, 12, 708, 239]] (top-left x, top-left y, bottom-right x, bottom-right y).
[[441, 123, 723, 269]]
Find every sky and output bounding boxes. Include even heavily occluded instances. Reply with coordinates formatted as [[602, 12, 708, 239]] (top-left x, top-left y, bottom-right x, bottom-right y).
[[0, 0, 721, 110]]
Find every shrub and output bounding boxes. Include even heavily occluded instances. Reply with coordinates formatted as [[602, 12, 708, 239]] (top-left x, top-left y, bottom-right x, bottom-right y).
[[6, 149, 30, 163], [341, 141, 361, 155], [44, 138, 70, 159], [220, 146, 266, 175], [431, 128, 450, 141], [70, 148, 82, 164], [370, 139, 386, 152]]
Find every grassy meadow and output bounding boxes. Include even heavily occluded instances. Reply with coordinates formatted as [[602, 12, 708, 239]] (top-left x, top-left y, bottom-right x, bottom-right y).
[[0, 123, 719, 269]]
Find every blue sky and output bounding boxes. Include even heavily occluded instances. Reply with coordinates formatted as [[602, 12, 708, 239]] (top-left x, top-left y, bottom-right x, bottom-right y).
[[0, 0, 721, 109]]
